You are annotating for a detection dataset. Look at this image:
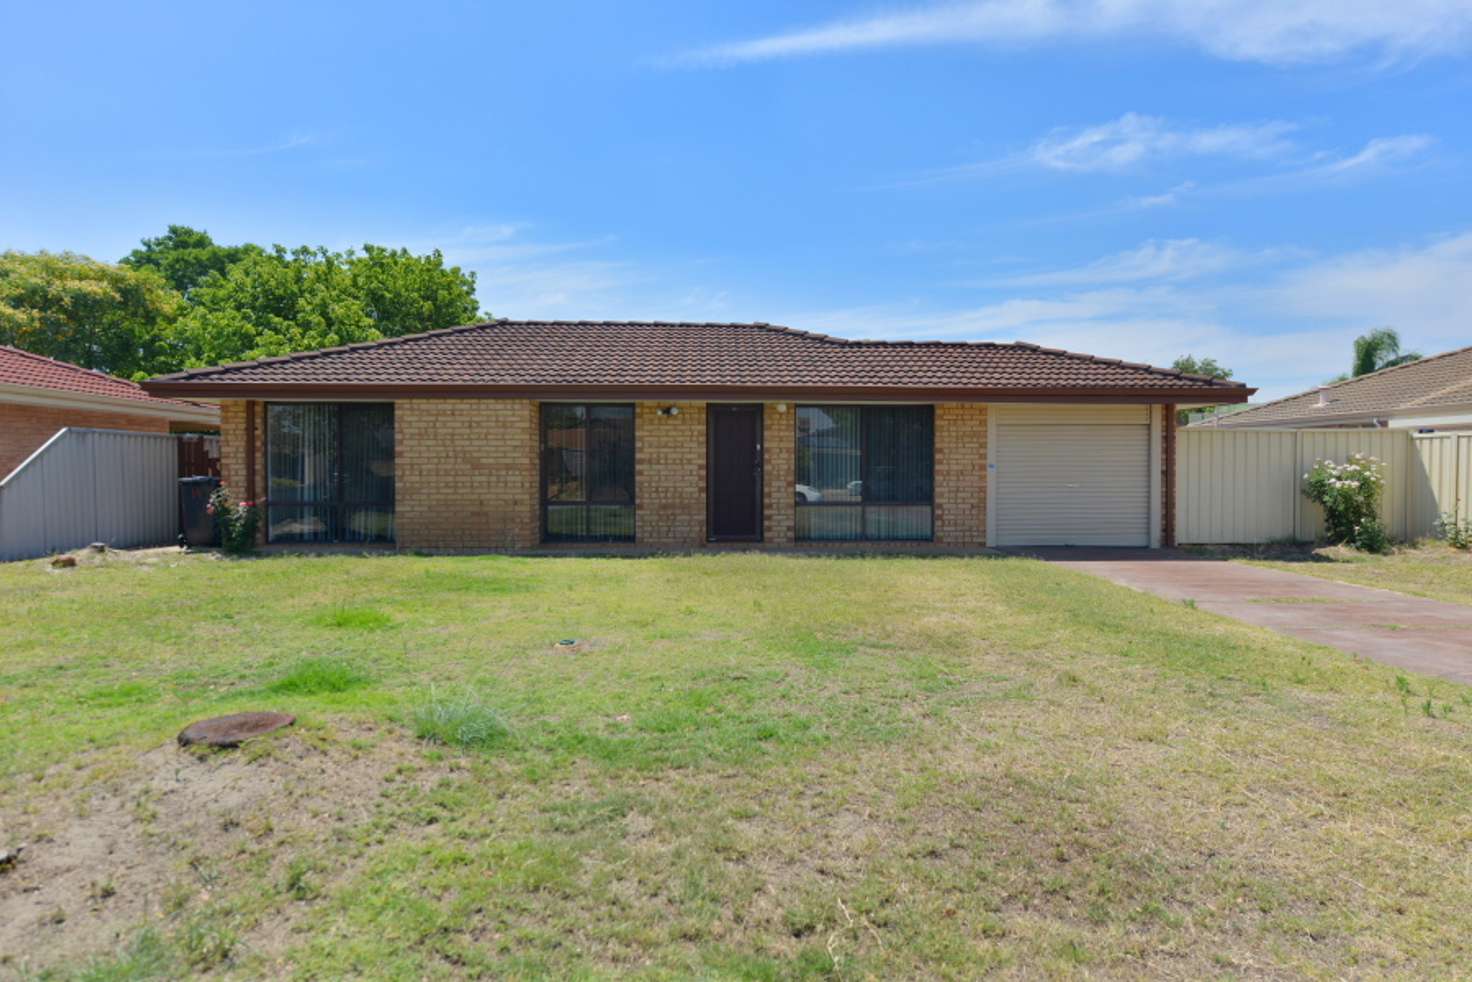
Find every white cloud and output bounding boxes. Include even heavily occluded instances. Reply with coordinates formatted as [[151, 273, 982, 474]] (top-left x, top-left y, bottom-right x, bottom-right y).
[[1270, 231, 1472, 338], [907, 117, 1431, 191], [783, 230, 1472, 401], [674, 0, 1472, 67], [1305, 135, 1436, 178], [992, 239, 1252, 286], [1027, 113, 1296, 173]]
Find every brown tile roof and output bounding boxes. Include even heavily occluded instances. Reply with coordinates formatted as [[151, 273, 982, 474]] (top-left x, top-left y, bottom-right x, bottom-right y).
[[142, 320, 1252, 401], [1214, 344, 1472, 427], [0, 345, 214, 415]]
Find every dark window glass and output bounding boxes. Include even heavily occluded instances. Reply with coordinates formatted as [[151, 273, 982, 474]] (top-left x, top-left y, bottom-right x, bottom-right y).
[[266, 403, 395, 544], [795, 405, 933, 541], [541, 404, 634, 542]]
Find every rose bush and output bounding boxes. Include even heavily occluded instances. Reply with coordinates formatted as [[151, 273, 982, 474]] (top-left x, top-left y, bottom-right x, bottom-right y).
[[1302, 453, 1387, 552], [207, 486, 260, 555]]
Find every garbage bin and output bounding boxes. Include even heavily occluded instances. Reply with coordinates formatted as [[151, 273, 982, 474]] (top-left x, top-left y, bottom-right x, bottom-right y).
[[179, 476, 221, 547]]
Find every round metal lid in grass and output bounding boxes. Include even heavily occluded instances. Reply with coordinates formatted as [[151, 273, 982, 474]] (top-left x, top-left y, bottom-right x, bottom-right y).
[[177, 712, 295, 748]]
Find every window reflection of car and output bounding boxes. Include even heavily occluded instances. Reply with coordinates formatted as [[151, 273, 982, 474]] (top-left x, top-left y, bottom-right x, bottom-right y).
[[846, 479, 863, 497], [795, 484, 823, 503]]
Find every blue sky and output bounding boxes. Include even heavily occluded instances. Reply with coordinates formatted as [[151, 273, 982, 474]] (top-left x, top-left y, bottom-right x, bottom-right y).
[[3, 1, 1471, 400]]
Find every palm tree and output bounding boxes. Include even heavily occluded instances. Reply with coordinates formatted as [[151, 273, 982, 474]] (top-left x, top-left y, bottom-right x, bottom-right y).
[[1351, 327, 1421, 377]]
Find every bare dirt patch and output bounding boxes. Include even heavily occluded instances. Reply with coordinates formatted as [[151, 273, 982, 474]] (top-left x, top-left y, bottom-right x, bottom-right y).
[[0, 720, 435, 976]]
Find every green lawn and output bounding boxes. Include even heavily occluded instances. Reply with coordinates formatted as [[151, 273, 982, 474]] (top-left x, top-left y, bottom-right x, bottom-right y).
[[1206, 541, 1472, 607], [2, 550, 1471, 979]]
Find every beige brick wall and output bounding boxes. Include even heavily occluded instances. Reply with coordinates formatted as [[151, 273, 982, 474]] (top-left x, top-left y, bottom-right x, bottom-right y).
[[394, 399, 539, 550], [0, 403, 170, 480], [934, 403, 987, 545], [635, 401, 706, 548], [212, 396, 1000, 551], [763, 403, 796, 545]]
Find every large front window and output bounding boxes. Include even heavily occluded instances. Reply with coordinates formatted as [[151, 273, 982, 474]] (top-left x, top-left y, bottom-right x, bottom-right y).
[[266, 403, 395, 543], [541, 404, 635, 542], [795, 405, 934, 541]]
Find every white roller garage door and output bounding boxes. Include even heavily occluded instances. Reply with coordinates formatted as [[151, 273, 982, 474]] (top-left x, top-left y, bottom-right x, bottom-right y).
[[991, 405, 1155, 547]]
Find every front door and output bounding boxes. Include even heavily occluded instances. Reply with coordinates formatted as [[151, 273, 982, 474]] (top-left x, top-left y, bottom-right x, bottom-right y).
[[707, 404, 763, 541]]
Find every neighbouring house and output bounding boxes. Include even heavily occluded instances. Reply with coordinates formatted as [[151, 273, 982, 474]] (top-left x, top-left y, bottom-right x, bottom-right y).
[[141, 320, 1251, 550], [1200, 344, 1472, 432], [0, 345, 220, 480]]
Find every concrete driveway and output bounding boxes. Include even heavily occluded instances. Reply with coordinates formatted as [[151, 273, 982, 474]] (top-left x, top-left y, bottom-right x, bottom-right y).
[[1015, 548, 1472, 685]]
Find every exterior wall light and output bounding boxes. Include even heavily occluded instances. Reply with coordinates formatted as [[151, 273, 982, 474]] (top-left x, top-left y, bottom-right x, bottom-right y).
[[658, 406, 681, 416]]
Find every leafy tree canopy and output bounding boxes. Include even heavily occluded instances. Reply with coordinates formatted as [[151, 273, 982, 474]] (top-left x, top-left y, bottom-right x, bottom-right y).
[[0, 251, 183, 379], [120, 225, 264, 296], [170, 244, 480, 366], [1171, 355, 1233, 379], [1351, 327, 1421, 377], [0, 229, 483, 378]]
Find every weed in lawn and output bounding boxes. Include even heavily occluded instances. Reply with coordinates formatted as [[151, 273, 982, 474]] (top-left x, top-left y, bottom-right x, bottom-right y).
[[74, 927, 173, 982], [268, 657, 371, 695], [311, 605, 393, 630], [177, 913, 236, 970], [283, 857, 320, 901], [411, 690, 510, 749]]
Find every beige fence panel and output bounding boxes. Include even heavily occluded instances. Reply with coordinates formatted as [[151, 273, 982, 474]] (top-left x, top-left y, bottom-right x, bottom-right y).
[[0, 428, 179, 562], [1294, 430, 1414, 541], [1176, 430, 1298, 543], [1410, 434, 1469, 531], [1178, 428, 1469, 544]]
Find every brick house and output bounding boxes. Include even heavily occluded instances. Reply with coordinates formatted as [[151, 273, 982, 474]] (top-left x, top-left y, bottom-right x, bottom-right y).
[[1, 345, 219, 480], [141, 321, 1250, 550]]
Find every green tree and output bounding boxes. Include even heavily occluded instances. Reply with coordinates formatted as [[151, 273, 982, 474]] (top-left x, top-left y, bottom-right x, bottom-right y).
[[169, 244, 480, 366], [1350, 327, 1421, 377], [120, 225, 263, 296], [1171, 355, 1235, 426], [346, 244, 482, 338], [1171, 355, 1233, 380], [0, 251, 183, 378]]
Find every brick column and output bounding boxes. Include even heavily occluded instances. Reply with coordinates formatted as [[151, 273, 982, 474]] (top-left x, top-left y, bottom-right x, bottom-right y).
[[763, 403, 796, 544], [635, 401, 707, 548], [933, 403, 987, 546]]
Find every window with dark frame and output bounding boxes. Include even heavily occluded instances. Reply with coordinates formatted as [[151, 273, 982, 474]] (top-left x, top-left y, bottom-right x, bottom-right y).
[[541, 403, 635, 542], [265, 403, 395, 544], [794, 405, 934, 541]]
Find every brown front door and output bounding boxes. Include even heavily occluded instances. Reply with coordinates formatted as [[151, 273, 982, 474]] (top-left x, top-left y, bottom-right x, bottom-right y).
[[707, 404, 763, 541]]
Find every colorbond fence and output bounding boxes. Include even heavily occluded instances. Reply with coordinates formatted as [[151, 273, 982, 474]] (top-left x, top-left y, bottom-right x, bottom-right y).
[[1177, 428, 1469, 544], [0, 428, 180, 561]]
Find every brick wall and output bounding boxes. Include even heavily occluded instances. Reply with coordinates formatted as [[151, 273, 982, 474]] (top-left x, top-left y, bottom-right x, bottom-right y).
[[763, 403, 796, 545], [395, 399, 539, 550], [0, 403, 170, 479], [934, 403, 987, 546], [635, 401, 706, 547], [211, 396, 1002, 552]]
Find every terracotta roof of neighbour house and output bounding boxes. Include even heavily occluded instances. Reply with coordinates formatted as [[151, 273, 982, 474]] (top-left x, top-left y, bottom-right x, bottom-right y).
[[1212, 344, 1472, 428], [0, 345, 217, 418], [142, 320, 1253, 402]]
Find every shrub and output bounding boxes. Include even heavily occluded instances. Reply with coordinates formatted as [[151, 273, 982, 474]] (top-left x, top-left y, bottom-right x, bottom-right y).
[[207, 487, 260, 555], [1433, 510, 1472, 550], [1352, 516, 1389, 554], [1302, 454, 1385, 550], [412, 690, 510, 749]]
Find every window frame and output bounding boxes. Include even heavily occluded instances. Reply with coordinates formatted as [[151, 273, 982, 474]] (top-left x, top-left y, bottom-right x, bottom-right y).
[[263, 402, 396, 545], [539, 402, 637, 543], [794, 404, 935, 542]]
